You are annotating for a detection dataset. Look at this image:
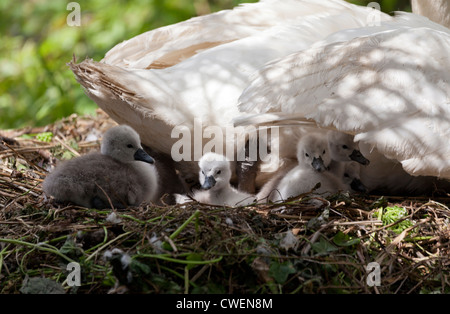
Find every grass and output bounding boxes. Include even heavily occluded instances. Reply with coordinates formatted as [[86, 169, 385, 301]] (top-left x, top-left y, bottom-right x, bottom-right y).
[[0, 110, 449, 294]]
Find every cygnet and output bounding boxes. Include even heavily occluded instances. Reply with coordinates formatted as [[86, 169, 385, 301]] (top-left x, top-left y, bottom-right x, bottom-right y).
[[43, 125, 159, 209], [270, 132, 347, 201], [341, 161, 367, 193], [326, 130, 370, 178], [326, 131, 368, 193], [176, 152, 255, 207], [258, 131, 370, 202]]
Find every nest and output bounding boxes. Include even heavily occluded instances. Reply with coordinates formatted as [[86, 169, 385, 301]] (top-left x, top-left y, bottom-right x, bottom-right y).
[[1, 110, 449, 294]]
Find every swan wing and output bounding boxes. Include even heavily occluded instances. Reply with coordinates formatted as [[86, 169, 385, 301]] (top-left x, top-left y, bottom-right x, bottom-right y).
[[71, 4, 388, 147], [238, 16, 450, 179], [102, 0, 376, 69], [70, 0, 395, 181]]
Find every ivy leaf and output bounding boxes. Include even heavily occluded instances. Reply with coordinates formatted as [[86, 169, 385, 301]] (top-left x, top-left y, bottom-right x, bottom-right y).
[[59, 236, 83, 259], [311, 237, 338, 256], [332, 231, 360, 247], [269, 261, 296, 284], [129, 258, 151, 275], [20, 276, 65, 294], [186, 253, 203, 270]]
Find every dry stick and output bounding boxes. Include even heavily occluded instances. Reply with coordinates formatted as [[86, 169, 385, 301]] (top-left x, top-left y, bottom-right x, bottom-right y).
[[0, 189, 16, 198], [3, 142, 48, 173], [54, 137, 81, 157], [190, 264, 210, 283], [375, 219, 431, 265], [301, 222, 334, 256], [85, 231, 132, 262], [5, 180, 41, 198], [0, 145, 57, 157], [0, 174, 42, 192], [332, 220, 383, 226]]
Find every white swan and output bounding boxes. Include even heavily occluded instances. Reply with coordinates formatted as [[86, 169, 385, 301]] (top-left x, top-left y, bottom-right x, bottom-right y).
[[69, 0, 450, 195], [176, 152, 255, 206], [236, 11, 450, 193], [43, 125, 159, 209], [69, 0, 392, 187], [411, 0, 450, 28]]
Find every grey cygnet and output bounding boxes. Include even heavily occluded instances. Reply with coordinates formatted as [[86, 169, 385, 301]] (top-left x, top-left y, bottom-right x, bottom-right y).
[[43, 125, 159, 209]]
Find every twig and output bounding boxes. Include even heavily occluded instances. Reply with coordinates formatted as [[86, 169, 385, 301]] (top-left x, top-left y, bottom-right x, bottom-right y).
[[54, 137, 80, 157]]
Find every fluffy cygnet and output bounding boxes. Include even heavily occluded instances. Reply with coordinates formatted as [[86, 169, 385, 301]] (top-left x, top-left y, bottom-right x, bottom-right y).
[[176, 152, 255, 207], [326, 130, 369, 177], [341, 161, 367, 193], [270, 133, 347, 201], [258, 131, 370, 202], [43, 125, 159, 209], [326, 131, 368, 193]]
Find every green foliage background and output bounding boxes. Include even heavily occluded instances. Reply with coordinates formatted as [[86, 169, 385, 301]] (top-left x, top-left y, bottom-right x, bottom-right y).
[[0, 0, 411, 129]]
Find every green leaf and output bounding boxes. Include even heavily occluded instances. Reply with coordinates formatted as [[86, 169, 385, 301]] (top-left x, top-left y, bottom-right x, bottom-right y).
[[62, 151, 75, 160], [381, 206, 413, 234], [20, 276, 65, 294], [332, 231, 360, 247], [370, 196, 388, 209], [36, 132, 53, 142], [16, 163, 28, 171], [311, 237, 338, 256], [185, 253, 203, 270], [59, 237, 83, 259], [191, 282, 226, 294], [269, 260, 296, 284], [129, 259, 151, 275]]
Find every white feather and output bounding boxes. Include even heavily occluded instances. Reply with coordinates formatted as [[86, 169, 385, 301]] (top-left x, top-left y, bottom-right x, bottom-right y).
[[237, 13, 450, 181], [70, 0, 392, 180]]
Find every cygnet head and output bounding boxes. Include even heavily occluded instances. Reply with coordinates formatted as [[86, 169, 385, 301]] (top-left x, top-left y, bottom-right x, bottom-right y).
[[342, 162, 367, 193], [198, 152, 232, 190], [101, 125, 154, 164], [297, 133, 331, 172], [327, 131, 370, 165]]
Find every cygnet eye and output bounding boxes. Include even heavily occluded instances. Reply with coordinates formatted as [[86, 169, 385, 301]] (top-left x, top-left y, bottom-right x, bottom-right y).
[[322, 150, 326, 154], [127, 144, 134, 149], [217, 170, 221, 175], [305, 153, 309, 157], [344, 173, 350, 178], [342, 145, 348, 149]]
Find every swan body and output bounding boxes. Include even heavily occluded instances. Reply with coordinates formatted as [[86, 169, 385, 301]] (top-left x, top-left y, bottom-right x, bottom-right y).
[[357, 143, 450, 195], [237, 12, 450, 188], [70, 0, 392, 185], [43, 125, 159, 209], [70, 0, 450, 195], [176, 152, 255, 206], [411, 0, 450, 28]]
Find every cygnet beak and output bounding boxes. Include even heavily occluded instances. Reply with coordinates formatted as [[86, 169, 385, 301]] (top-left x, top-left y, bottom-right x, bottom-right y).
[[350, 178, 367, 193], [134, 148, 154, 164], [311, 156, 326, 172], [349, 149, 370, 165], [201, 175, 216, 190]]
